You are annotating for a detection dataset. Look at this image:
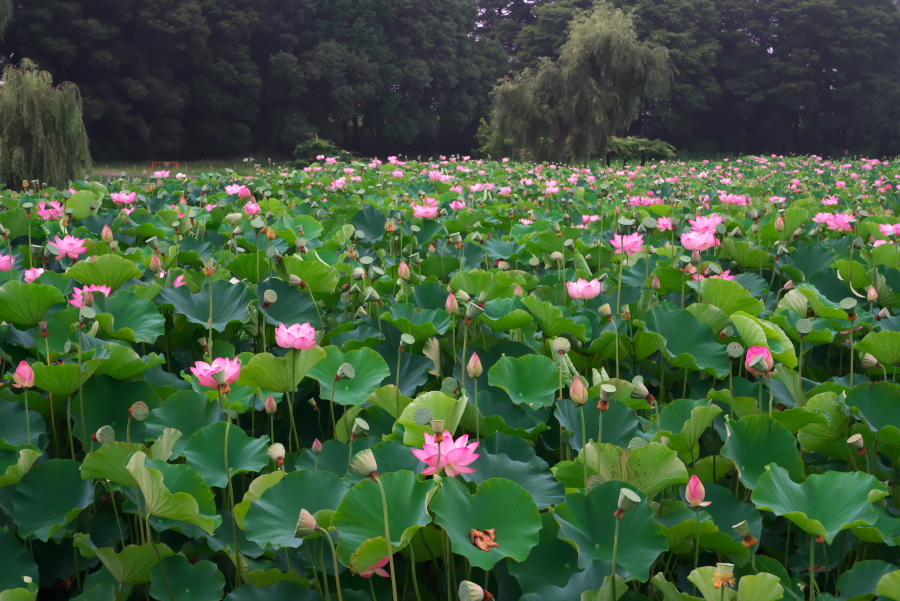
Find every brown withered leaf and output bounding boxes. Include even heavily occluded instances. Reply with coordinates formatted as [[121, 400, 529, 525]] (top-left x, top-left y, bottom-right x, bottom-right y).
[[470, 528, 500, 552]]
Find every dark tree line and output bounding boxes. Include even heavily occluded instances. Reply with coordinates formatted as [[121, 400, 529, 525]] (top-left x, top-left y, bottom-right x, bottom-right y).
[[3, 0, 900, 159]]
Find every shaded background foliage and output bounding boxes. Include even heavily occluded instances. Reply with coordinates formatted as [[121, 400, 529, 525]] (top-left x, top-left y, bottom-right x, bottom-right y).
[[2, 0, 900, 159]]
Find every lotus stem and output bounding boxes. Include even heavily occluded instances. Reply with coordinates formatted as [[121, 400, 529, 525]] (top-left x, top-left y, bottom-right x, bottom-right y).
[[376, 477, 400, 601], [474, 378, 480, 440], [222, 393, 244, 585], [693, 507, 701, 586], [581, 405, 588, 489], [809, 536, 816, 601], [611, 515, 621, 600], [409, 542, 422, 601], [322, 530, 345, 601], [615, 256, 625, 380], [24, 391, 31, 446], [145, 507, 175, 601]]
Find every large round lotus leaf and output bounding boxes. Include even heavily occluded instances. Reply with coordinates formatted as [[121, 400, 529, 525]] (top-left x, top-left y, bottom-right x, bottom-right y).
[[74, 533, 175, 585], [460, 433, 564, 510], [90, 343, 165, 379], [656, 509, 748, 565], [554, 481, 667, 581], [92, 291, 165, 343], [72, 377, 162, 448], [520, 295, 589, 340], [721, 415, 805, 489], [379, 304, 452, 340], [13, 459, 95, 541], [0, 280, 65, 326], [145, 390, 222, 458], [256, 278, 320, 326], [145, 459, 220, 534], [32, 360, 102, 398], [520, 560, 610, 601], [508, 512, 579, 595], [845, 382, 900, 446], [836, 560, 897, 601], [65, 254, 142, 291], [81, 442, 144, 487], [225, 581, 323, 601], [0, 528, 39, 589], [751, 465, 889, 543], [638, 304, 730, 378], [855, 331, 900, 367], [308, 346, 391, 406], [244, 470, 348, 549], [280, 256, 340, 295], [398, 391, 465, 447], [431, 476, 540, 570], [878, 571, 900, 601], [182, 422, 269, 488], [797, 392, 849, 452], [150, 556, 225, 601], [700, 278, 765, 316], [374, 344, 432, 398], [331, 470, 433, 565], [567, 442, 689, 497], [554, 399, 638, 450], [233, 472, 286, 530], [657, 398, 722, 456], [237, 348, 326, 394], [293, 439, 350, 476], [701, 484, 763, 553], [481, 297, 534, 331], [488, 354, 559, 409], [156, 279, 254, 332], [0, 439, 41, 487], [0, 397, 45, 447]]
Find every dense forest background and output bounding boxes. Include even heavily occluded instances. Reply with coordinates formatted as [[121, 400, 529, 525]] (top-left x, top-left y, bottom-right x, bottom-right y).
[[2, 0, 900, 160]]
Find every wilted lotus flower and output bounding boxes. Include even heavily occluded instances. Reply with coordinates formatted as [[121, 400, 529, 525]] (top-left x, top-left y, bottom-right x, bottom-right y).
[[614, 488, 641, 518], [712, 563, 736, 589], [685, 475, 712, 508], [848, 433, 866, 455]]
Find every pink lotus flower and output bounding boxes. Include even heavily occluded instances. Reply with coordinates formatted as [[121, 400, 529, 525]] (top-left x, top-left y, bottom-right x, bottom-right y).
[[37, 201, 64, 220], [411, 431, 480, 477], [23, 268, 45, 282], [13, 360, 34, 388], [359, 556, 390, 578], [567, 278, 602, 300], [173, 275, 187, 287], [519, 218, 533, 225], [610, 233, 644, 256], [826, 213, 854, 232], [681, 231, 720, 251], [244, 201, 261, 216], [225, 184, 243, 195], [692, 269, 736, 281], [685, 475, 711, 507], [657, 217, 673, 231], [745, 346, 774, 376], [153, 170, 170, 178], [205, 203, 218, 211], [190, 357, 242, 388], [0, 254, 14, 271], [52, 235, 88, 260], [238, 186, 253, 200], [822, 195, 839, 205], [582, 214, 601, 224], [413, 204, 438, 219], [718, 192, 749, 206], [111, 191, 137, 205], [688, 214, 724, 235], [275, 322, 317, 349], [449, 200, 466, 211], [71, 284, 112, 307]]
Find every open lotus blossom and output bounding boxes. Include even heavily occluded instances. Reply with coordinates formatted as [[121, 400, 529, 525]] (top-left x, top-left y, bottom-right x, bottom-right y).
[[37, 201, 64, 220], [656, 216, 674, 231], [685, 475, 712, 507], [825, 212, 855, 232], [681, 230, 720, 251], [566, 278, 602, 300], [449, 200, 466, 210], [411, 431, 480, 477], [359, 556, 390, 578], [13, 361, 34, 388], [52, 235, 88, 259], [275, 322, 317, 349], [413, 204, 438, 218], [70, 284, 112, 307], [244, 200, 261, 215], [172, 275, 187, 287], [745, 346, 774, 376], [692, 269, 736, 281], [153, 170, 170, 178], [190, 357, 242, 388], [610, 232, 644, 256], [23, 268, 45, 282], [111, 191, 137, 205], [0, 254, 14, 271], [688, 214, 724, 234], [225, 184, 243, 195]]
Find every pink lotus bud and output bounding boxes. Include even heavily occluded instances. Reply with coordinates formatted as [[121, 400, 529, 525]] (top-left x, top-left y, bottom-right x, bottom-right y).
[[860, 353, 879, 370], [685, 475, 712, 507], [149, 254, 163, 273], [101, 225, 114, 243], [13, 360, 35, 388], [445, 292, 459, 315], [651, 275, 661, 290], [514, 285, 524, 296], [312, 438, 323, 455], [867, 286, 878, 302], [774, 215, 785, 232], [264, 395, 277, 414], [398, 260, 411, 281], [238, 186, 253, 200], [467, 352, 483, 378], [570, 375, 588, 406], [295, 508, 319, 537], [745, 346, 774, 376]]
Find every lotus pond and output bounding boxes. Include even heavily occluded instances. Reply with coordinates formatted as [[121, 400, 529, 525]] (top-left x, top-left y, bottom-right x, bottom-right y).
[[1, 156, 900, 601]]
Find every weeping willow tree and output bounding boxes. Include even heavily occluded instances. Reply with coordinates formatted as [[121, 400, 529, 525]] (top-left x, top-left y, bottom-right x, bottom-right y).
[[492, 2, 671, 164], [0, 59, 92, 189]]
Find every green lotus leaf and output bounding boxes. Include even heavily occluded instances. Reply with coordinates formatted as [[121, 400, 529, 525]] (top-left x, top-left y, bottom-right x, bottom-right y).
[[730, 311, 798, 368], [66, 190, 96, 218], [0, 440, 41, 487], [878, 571, 900, 601], [658, 399, 722, 456], [127, 452, 220, 534], [226, 251, 267, 283], [225, 582, 322, 601], [751, 465, 888, 543], [508, 513, 580, 595], [398, 391, 465, 447], [571, 442, 689, 497], [0, 281, 65, 326], [845, 382, 900, 446], [0, 397, 45, 448], [145, 390, 222, 458], [143, 458, 219, 534], [13, 459, 95, 541], [555, 398, 639, 451], [150, 556, 225, 601], [348, 536, 392, 574], [74, 533, 175, 585], [81, 442, 144, 487], [256, 279, 320, 327], [797, 392, 849, 452], [554, 481, 668, 581], [450, 269, 519, 300], [461, 433, 564, 510], [308, 346, 391, 406], [182, 422, 269, 488], [72, 377, 162, 449], [237, 348, 325, 394], [638, 304, 730, 378], [651, 572, 701, 601], [520, 295, 589, 341], [481, 297, 534, 331], [836, 560, 897, 601], [700, 278, 764, 316], [32, 360, 101, 397], [93, 291, 166, 343], [657, 508, 748, 565], [853, 331, 900, 367], [700, 484, 763, 555], [0, 528, 39, 590], [233, 472, 286, 530], [157, 279, 254, 332], [91, 343, 165, 379], [281, 256, 340, 294], [379, 304, 452, 340], [488, 354, 559, 409], [721, 415, 805, 489], [431, 476, 541, 570], [331, 470, 433, 565], [244, 470, 347, 549], [66, 254, 143, 290]]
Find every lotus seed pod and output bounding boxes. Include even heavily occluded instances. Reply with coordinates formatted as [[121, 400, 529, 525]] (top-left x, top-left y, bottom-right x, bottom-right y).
[[465, 302, 484, 319], [840, 297, 858, 311], [430, 419, 445, 435], [598, 303, 612, 317], [352, 418, 369, 437], [400, 333, 416, 346], [352, 267, 366, 280], [295, 508, 318, 538], [289, 275, 304, 287], [550, 251, 564, 262], [732, 520, 751, 538], [552, 337, 571, 354], [455, 290, 471, 303], [847, 433, 865, 449], [458, 581, 485, 601], [599, 384, 616, 401], [441, 377, 459, 396], [129, 401, 150, 422], [95, 425, 115, 444], [727, 341, 744, 359], [796, 319, 813, 335], [268, 443, 286, 464], [630, 377, 649, 400], [414, 407, 435, 426], [264, 289, 278, 304], [336, 363, 356, 379], [528, 256, 540, 267], [349, 448, 378, 478], [616, 488, 641, 513], [860, 353, 879, 370]]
